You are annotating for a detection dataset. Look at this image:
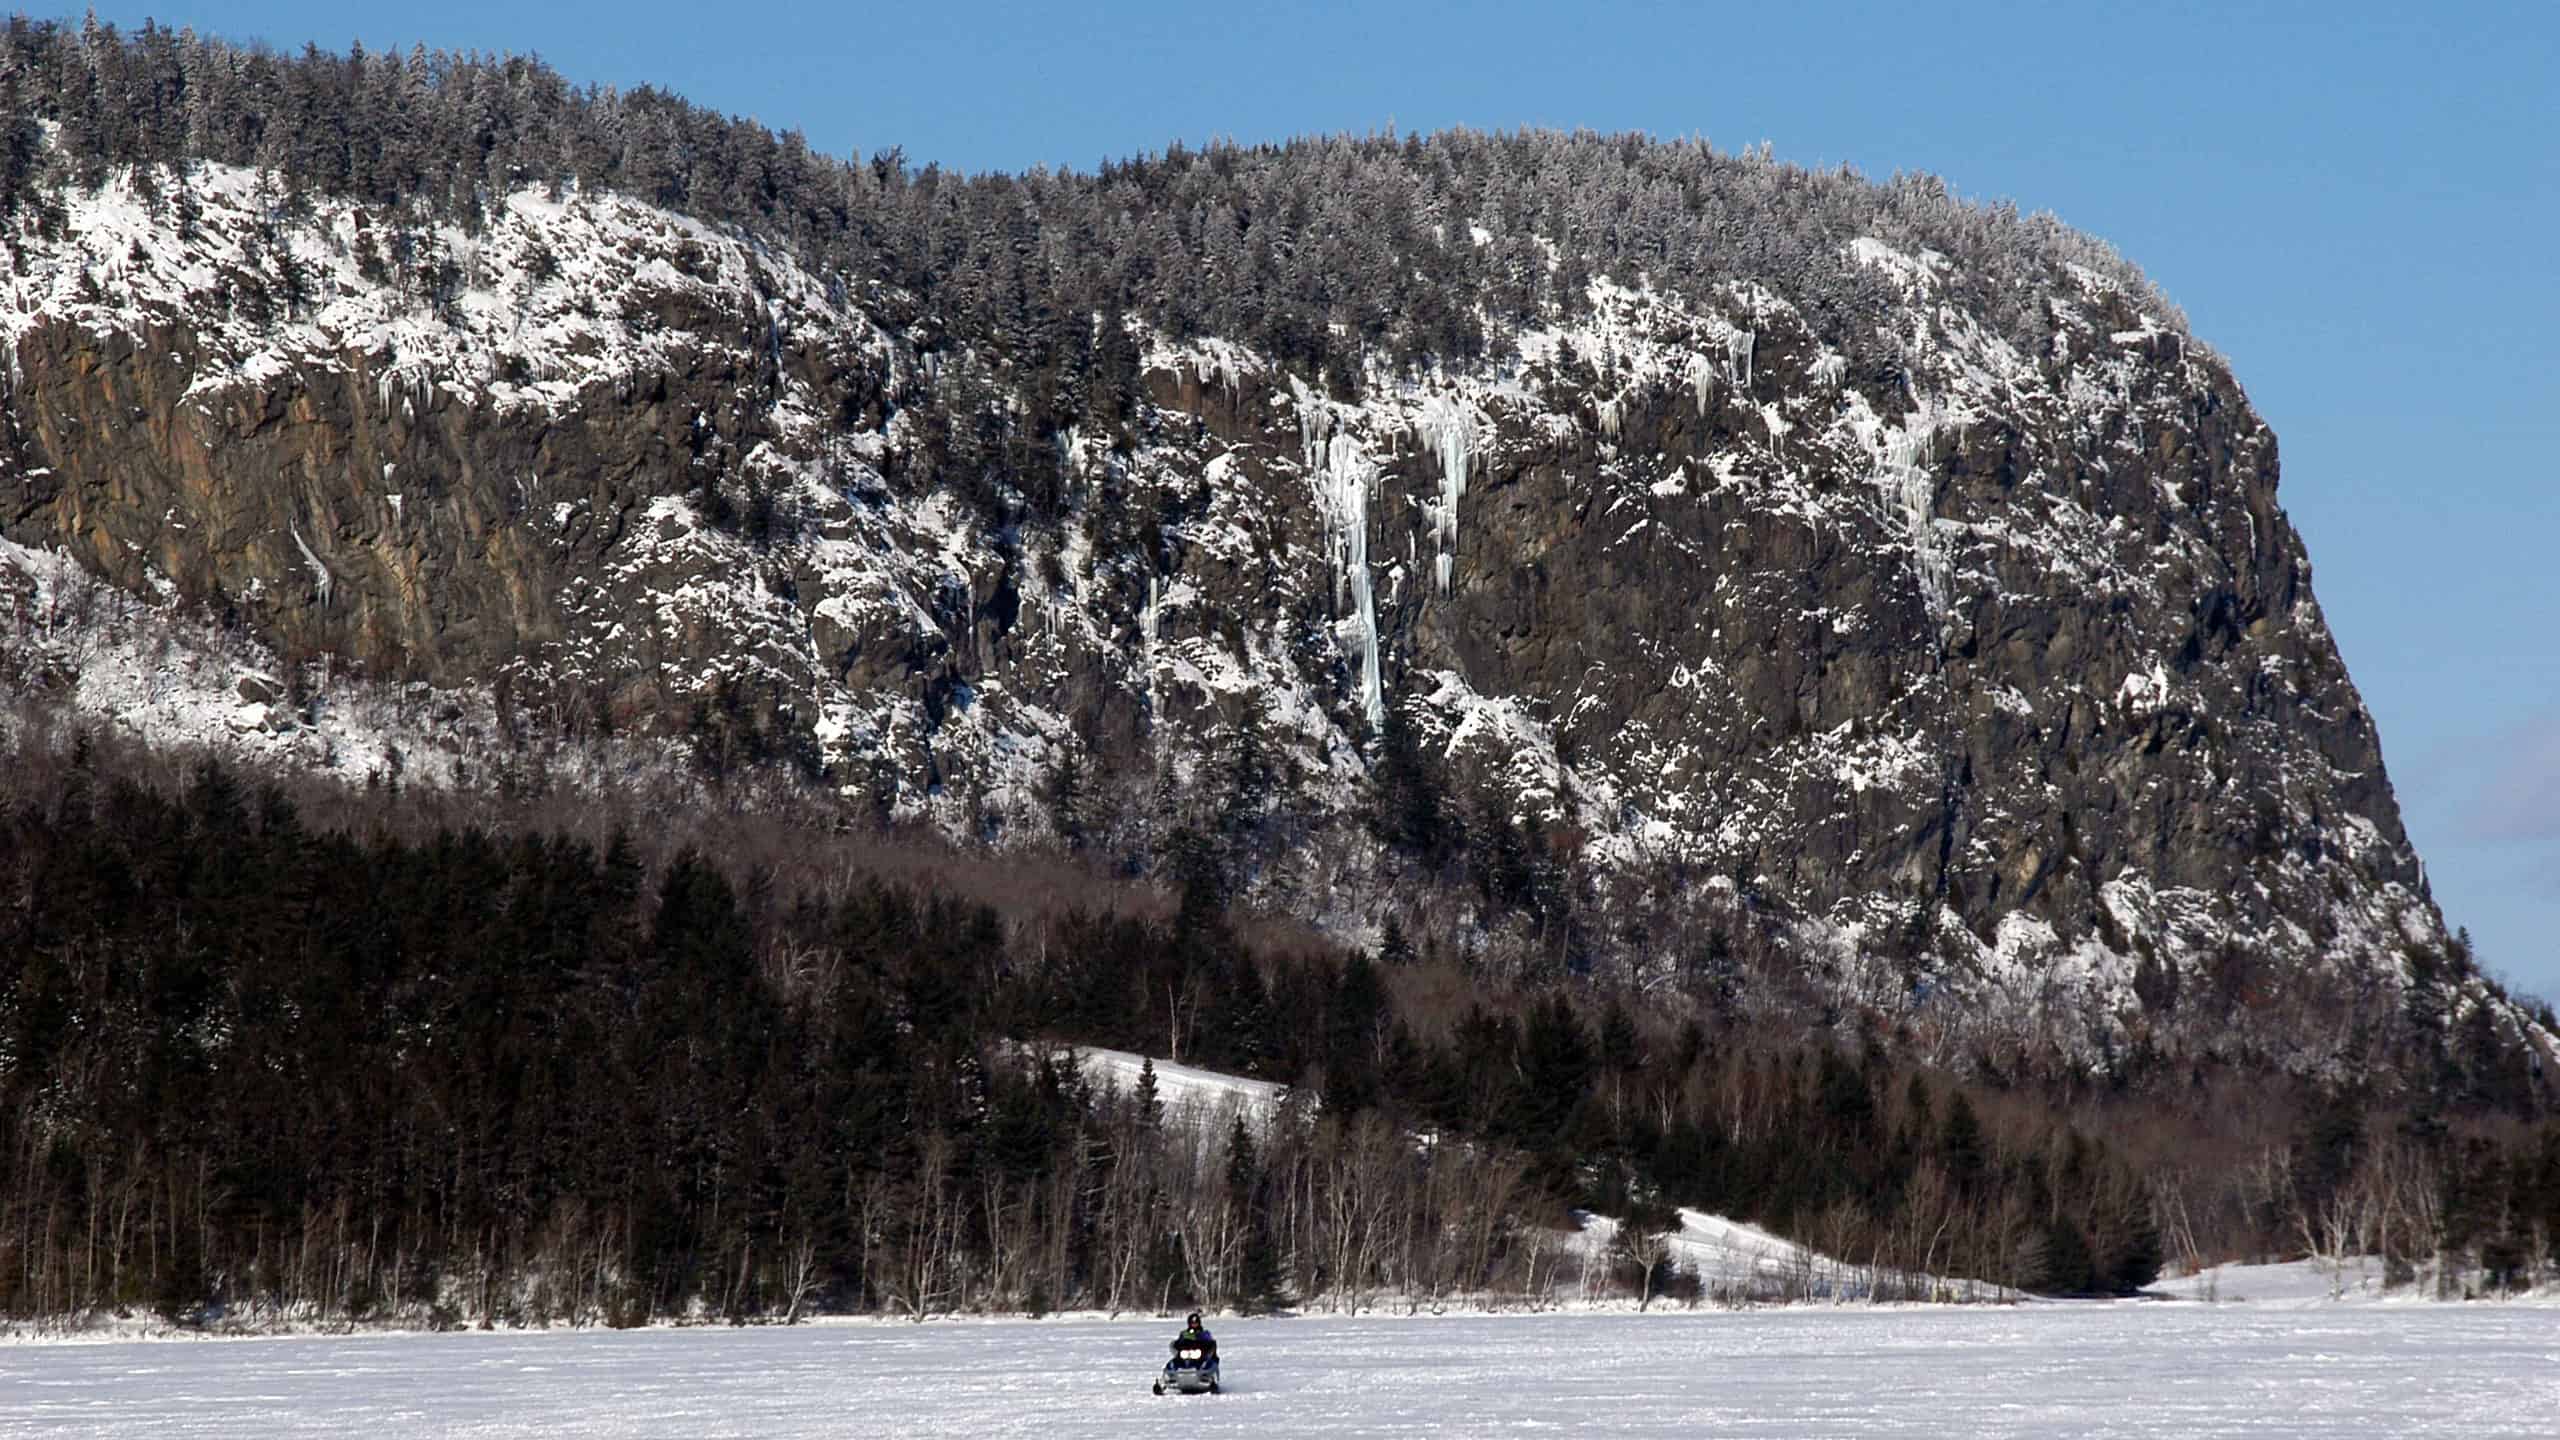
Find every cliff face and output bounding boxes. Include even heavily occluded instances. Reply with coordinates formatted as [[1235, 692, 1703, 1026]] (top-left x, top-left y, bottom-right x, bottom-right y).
[[0, 159, 2514, 1074], [0, 173, 918, 743], [1105, 269, 2423, 1031]]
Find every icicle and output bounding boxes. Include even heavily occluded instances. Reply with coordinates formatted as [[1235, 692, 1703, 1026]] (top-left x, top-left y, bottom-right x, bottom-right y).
[[1141, 573, 1162, 722], [1195, 344, 1244, 406], [1293, 377, 1384, 730], [291, 522, 333, 607], [1726, 328, 1755, 389], [1413, 393, 1479, 596], [1683, 353, 1716, 416], [1878, 410, 1950, 634]]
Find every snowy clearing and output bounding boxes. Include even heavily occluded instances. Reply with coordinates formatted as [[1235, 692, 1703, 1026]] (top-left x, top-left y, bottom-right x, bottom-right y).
[[1070, 1047, 1952, 1304], [1564, 1208, 1991, 1302], [5, 1302, 2556, 1437], [1070, 1046, 1297, 1123]]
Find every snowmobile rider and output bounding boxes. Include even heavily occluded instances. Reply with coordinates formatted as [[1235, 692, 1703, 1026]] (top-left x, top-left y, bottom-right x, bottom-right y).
[[1173, 1311, 1217, 1360], [1156, 1310, 1223, 1395]]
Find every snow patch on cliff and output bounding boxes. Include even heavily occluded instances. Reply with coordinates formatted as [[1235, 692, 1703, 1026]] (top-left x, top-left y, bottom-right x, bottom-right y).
[[1, 162, 888, 419]]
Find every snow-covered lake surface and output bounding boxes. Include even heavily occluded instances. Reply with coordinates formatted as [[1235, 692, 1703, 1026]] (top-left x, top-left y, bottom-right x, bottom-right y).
[[7, 1300, 2556, 1437]]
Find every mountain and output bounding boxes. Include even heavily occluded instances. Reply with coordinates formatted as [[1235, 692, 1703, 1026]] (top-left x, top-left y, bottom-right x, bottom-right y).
[[0, 20, 2550, 1102]]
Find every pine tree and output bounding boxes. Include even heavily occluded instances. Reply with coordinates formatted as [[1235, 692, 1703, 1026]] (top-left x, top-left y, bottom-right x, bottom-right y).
[[1376, 914, 1417, 967], [1224, 1112, 1258, 1197], [1323, 952, 1387, 1113], [1369, 692, 1453, 867], [1045, 743, 1087, 848], [1135, 1055, 1162, 1132], [1164, 825, 1228, 940], [2020, 1217, 2095, 1296], [1598, 1002, 1642, 1076], [1940, 1091, 1985, 1192], [2100, 1181, 2165, 1294], [1225, 1115, 1285, 1313], [1215, 692, 1280, 872], [1511, 995, 1593, 1146]]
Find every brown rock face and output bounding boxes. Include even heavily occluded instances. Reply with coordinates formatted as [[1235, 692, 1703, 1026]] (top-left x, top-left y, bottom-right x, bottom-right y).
[[15, 317, 573, 680]]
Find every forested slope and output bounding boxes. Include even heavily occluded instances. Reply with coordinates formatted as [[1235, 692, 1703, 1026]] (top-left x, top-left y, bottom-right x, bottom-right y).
[[5, 731, 2555, 1324]]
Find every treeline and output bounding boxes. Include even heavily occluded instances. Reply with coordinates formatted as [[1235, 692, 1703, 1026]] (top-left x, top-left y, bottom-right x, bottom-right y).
[[2156, 1084, 2560, 1300], [0, 17, 2176, 522], [0, 723, 2223, 1329]]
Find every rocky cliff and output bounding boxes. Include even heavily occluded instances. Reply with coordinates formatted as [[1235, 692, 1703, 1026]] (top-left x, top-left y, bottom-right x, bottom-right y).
[[1, 152, 2543, 1086]]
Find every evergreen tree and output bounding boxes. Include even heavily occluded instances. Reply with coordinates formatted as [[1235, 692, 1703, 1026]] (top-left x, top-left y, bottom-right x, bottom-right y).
[[1218, 695, 1277, 831], [2021, 1218, 2096, 1296], [1045, 743, 1087, 849], [1324, 951, 1387, 1113], [1163, 825, 1227, 937], [1598, 1002, 1643, 1076], [1370, 692, 1453, 867], [1512, 995, 1593, 1146], [1376, 914, 1417, 967], [1135, 1055, 1163, 1132], [1224, 1112, 1258, 1198], [1941, 1091, 1985, 1193]]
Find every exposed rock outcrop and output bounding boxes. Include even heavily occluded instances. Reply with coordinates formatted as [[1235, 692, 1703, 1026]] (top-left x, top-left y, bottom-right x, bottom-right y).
[[2, 158, 2541, 1087]]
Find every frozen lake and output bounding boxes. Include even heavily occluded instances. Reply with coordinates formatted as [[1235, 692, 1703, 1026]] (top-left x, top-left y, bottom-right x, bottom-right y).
[[6, 1301, 2557, 1437]]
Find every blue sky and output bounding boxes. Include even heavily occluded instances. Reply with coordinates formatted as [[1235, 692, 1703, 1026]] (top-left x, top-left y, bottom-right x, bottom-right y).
[[91, 2, 2560, 999]]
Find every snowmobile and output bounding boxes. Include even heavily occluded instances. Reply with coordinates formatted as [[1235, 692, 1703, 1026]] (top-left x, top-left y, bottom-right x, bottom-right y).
[[1152, 1336, 1221, 1395]]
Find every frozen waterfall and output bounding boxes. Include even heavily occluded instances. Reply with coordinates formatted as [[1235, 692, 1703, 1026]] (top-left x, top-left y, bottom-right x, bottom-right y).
[[1413, 393, 1481, 597], [1295, 382, 1385, 731], [1878, 412, 1951, 634]]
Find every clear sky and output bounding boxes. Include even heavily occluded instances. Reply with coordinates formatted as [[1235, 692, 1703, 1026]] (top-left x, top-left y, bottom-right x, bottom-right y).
[[85, 2, 2560, 1000]]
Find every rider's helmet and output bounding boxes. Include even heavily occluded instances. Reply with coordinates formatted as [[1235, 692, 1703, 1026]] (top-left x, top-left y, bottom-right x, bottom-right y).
[[1186, 1311, 1203, 1328]]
